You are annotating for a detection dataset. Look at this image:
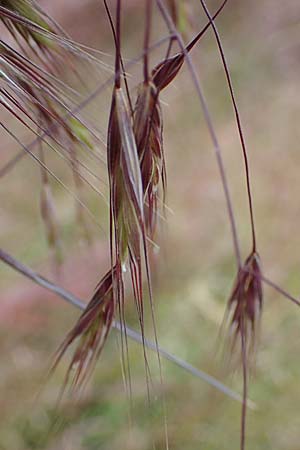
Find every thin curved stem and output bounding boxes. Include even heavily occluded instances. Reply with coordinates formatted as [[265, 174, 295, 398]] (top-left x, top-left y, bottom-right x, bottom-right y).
[[198, 0, 257, 253], [143, 0, 152, 82], [240, 317, 247, 450], [156, 0, 241, 268], [115, 0, 121, 88]]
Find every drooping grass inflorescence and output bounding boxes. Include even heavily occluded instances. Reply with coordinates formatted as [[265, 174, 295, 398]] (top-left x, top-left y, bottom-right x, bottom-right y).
[[226, 251, 263, 450], [48, 0, 236, 399], [195, 2, 263, 447], [51, 0, 149, 393], [227, 252, 263, 359], [133, 79, 165, 239], [51, 267, 116, 392], [133, 0, 228, 240], [5, 2, 298, 449]]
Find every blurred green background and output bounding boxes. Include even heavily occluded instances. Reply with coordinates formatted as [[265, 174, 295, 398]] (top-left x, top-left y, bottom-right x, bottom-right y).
[[1, 0, 300, 449]]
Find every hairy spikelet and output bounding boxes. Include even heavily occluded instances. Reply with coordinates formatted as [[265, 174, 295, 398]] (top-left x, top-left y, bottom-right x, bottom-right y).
[[133, 81, 165, 238], [152, 53, 184, 92], [52, 268, 115, 393], [52, 86, 148, 392], [48, 0, 232, 394], [227, 252, 263, 359], [107, 85, 145, 308], [152, 0, 228, 91]]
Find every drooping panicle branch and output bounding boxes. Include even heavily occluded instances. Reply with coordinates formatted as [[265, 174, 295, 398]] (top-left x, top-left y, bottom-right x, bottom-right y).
[[155, 0, 241, 268], [115, 0, 121, 89], [143, 0, 152, 83], [198, 0, 257, 253], [151, 0, 227, 91]]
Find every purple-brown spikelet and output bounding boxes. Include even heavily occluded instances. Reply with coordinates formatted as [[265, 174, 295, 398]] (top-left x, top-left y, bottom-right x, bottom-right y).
[[225, 252, 263, 450], [133, 80, 165, 239], [227, 252, 263, 358], [50, 0, 232, 396], [51, 0, 149, 393], [107, 85, 145, 312], [152, 0, 228, 92], [133, 1, 229, 235], [52, 268, 115, 392], [152, 54, 184, 92]]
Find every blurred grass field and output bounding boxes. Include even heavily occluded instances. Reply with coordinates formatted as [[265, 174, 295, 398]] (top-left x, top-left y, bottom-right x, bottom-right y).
[[1, 1, 300, 449]]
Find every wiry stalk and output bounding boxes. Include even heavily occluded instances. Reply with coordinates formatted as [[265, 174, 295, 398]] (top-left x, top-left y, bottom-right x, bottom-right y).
[[155, 0, 241, 268], [196, 3, 259, 448], [241, 317, 247, 450], [152, 0, 228, 91], [114, 0, 121, 89], [198, 0, 257, 253], [143, 0, 152, 83], [103, 0, 133, 113]]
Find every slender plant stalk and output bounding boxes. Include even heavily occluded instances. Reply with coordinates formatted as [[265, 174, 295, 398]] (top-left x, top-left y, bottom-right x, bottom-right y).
[[142, 2, 170, 448], [196, 4, 260, 447], [241, 317, 247, 450], [257, 274, 300, 308], [143, 0, 152, 83], [155, 0, 241, 268], [103, 0, 133, 113], [115, 0, 121, 89], [198, 0, 257, 253]]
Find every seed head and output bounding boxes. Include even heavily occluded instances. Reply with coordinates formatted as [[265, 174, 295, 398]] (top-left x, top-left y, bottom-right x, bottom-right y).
[[52, 268, 115, 393], [227, 252, 263, 357]]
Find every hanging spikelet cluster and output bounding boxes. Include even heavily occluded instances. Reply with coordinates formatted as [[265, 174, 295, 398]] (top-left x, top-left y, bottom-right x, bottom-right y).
[[108, 84, 146, 310], [51, 0, 233, 394], [133, 80, 165, 238], [52, 268, 115, 390], [1, 2, 278, 449], [227, 252, 263, 359]]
